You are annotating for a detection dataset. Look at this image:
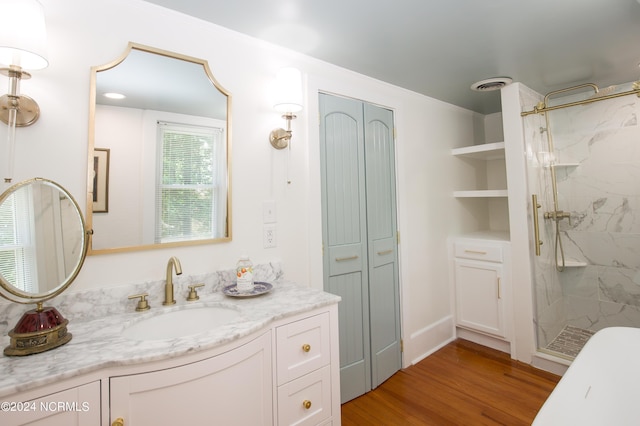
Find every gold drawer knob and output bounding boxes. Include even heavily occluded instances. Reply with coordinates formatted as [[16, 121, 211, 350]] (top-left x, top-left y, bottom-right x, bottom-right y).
[[302, 344, 311, 353], [303, 400, 312, 410], [112, 418, 124, 426]]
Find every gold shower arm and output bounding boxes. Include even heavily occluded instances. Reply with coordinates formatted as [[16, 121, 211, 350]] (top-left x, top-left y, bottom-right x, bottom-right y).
[[522, 81, 640, 116]]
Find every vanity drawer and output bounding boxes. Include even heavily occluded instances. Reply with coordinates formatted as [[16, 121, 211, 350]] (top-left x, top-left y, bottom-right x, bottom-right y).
[[277, 365, 332, 426], [454, 241, 503, 262], [277, 313, 330, 385]]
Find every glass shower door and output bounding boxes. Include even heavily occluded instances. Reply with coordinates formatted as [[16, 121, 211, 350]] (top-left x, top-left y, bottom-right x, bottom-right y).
[[525, 83, 640, 359]]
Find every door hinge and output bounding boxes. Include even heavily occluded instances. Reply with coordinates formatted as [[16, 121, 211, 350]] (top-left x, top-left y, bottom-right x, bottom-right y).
[[400, 339, 404, 353]]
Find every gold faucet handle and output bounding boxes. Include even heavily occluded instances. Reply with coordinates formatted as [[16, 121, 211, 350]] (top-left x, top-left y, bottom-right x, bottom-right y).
[[187, 284, 205, 301], [128, 293, 150, 311]]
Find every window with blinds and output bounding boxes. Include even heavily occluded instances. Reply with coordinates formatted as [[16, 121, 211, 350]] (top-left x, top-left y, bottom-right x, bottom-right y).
[[0, 187, 38, 292], [156, 121, 224, 243]]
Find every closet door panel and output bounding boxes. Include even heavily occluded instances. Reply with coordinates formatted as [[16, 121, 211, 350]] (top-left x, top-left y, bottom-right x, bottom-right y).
[[364, 103, 402, 389], [326, 272, 368, 401], [320, 93, 371, 403], [320, 94, 401, 399]]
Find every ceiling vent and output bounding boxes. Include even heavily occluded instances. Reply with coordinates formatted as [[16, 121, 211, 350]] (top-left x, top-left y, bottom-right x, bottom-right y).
[[470, 77, 513, 92]]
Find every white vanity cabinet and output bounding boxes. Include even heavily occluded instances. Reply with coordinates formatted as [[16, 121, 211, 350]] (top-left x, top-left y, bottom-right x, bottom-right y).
[[275, 312, 333, 425], [109, 331, 273, 425], [2, 381, 101, 426], [1, 302, 341, 426], [452, 238, 510, 340]]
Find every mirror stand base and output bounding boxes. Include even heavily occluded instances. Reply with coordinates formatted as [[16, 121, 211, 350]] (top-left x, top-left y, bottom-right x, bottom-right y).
[[4, 307, 72, 357]]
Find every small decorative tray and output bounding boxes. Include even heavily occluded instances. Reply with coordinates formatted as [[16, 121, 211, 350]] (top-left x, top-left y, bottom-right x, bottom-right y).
[[223, 281, 273, 298]]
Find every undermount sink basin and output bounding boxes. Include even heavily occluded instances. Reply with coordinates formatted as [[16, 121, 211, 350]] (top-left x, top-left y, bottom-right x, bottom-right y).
[[122, 305, 241, 341]]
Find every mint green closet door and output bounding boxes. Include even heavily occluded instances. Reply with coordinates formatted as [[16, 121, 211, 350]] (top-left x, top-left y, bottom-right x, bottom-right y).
[[319, 93, 401, 404], [363, 102, 402, 391]]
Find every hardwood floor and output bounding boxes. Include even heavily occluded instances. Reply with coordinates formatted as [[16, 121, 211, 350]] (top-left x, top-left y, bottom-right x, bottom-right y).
[[341, 339, 560, 426]]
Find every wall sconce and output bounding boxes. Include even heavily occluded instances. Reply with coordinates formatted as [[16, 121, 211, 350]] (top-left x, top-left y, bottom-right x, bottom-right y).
[[269, 67, 303, 150], [0, 0, 48, 183]]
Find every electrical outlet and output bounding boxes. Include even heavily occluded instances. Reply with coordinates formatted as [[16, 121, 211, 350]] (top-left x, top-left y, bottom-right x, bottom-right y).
[[263, 224, 276, 248]]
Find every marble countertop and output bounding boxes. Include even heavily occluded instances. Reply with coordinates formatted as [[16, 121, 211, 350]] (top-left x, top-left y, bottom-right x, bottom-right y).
[[0, 281, 340, 398]]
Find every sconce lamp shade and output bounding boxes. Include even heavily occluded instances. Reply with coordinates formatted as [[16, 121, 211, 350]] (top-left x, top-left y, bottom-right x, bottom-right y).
[[273, 67, 303, 113], [0, 0, 48, 70]]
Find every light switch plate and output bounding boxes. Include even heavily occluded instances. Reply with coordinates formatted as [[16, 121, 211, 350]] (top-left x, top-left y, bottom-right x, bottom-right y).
[[263, 200, 276, 223]]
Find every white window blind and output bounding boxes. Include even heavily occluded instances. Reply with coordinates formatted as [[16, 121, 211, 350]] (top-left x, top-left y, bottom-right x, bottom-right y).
[[156, 121, 224, 243], [0, 187, 38, 292]]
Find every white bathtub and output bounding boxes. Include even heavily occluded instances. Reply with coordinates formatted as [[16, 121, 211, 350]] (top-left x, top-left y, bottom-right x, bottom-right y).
[[533, 327, 640, 425]]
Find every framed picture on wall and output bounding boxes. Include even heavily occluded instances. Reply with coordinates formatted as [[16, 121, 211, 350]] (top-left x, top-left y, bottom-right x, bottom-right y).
[[93, 148, 110, 213]]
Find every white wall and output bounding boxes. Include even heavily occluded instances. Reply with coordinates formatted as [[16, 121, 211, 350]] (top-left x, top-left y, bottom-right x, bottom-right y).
[[0, 0, 479, 364], [92, 104, 144, 249]]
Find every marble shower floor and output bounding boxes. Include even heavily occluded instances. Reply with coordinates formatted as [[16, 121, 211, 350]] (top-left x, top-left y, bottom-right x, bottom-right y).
[[545, 325, 595, 359]]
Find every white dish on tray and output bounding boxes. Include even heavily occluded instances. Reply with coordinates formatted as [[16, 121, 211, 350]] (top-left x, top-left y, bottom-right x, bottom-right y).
[[223, 281, 273, 297]]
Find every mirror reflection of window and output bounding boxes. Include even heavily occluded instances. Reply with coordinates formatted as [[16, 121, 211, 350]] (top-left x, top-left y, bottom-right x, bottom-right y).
[[0, 188, 38, 292], [156, 121, 226, 243], [0, 179, 87, 304]]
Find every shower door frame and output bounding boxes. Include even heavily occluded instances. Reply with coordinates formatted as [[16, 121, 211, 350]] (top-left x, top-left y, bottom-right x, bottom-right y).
[[520, 81, 640, 361]]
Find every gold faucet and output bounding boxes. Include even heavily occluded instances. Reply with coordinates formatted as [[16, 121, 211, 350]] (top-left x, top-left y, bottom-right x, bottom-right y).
[[163, 256, 182, 305]]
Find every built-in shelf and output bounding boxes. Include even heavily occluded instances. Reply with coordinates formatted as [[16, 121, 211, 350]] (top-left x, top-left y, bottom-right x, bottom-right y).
[[451, 133, 508, 237], [543, 258, 588, 268], [456, 230, 510, 242], [553, 163, 579, 168], [561, 258, 588, 268], [454, 190, 508, 198], [451, 142, 505, 160]]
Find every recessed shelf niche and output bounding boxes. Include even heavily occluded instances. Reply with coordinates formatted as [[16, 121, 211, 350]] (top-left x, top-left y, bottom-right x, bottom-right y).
[[452, 113, 509, 238]]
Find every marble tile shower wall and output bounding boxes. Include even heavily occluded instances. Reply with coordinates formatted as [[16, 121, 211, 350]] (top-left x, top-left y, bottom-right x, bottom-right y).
[[546, 86, 640, 335], [0, 262, 284, 336]]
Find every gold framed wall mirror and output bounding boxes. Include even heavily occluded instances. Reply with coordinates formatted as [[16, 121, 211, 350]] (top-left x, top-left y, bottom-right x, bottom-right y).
[[87, 43, 232, 254]]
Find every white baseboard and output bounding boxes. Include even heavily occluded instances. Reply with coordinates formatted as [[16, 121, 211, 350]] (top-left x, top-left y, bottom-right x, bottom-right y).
[[405, 315, 455, 366], [531, 351, 570, 376], [456, 327, 511, 355]]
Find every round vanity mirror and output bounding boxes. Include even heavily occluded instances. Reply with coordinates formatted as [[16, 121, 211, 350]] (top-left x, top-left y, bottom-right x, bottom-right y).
[[0, 178, 89, 356]]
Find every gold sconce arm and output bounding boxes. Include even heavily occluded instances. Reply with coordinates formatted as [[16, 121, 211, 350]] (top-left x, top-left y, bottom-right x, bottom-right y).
[[269, 112, 297, 150], [0, 66, 40, 127], [269, 67, 303, 151], [1, 66, 41, 183]]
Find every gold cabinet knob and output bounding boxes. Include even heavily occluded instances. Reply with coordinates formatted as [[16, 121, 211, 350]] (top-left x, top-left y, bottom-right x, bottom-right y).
[[112, 418, 124, 426], [187, 283, 205, 301], [302, 344, 311, 353], [128, 293, 150, 311], [302, 400, 312, 410]]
